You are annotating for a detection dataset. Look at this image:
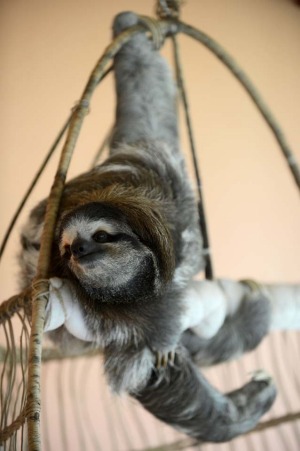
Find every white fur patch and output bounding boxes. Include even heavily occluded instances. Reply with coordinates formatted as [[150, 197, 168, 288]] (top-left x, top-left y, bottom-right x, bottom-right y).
[[97, 163, 137, 174], [60, 218, 118, 254]]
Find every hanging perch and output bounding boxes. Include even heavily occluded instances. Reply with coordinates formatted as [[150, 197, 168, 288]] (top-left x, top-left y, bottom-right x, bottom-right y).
[[0, 2, 299, 450]]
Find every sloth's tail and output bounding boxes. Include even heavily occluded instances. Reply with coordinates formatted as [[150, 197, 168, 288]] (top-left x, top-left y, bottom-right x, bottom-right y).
[[110, 11, 179, 154]]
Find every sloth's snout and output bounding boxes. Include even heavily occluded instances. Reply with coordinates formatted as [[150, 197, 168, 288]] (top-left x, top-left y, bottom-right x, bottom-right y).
[[70, 238, 95, 259]]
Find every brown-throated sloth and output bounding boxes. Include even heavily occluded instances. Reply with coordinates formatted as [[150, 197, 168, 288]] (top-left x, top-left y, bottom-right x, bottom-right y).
[[19, 12, 276, 443]]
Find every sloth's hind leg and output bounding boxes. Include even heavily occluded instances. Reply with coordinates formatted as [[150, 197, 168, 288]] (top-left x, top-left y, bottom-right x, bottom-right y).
[[134, 351, 276, 443]]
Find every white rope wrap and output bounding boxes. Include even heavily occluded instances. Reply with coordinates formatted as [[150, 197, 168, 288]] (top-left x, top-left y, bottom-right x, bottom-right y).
[[44, 277, 94, 341], [44, 277, 300, 343]]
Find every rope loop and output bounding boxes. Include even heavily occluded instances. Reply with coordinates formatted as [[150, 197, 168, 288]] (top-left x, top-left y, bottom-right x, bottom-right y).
[[138, 16, 165, 49], [31, 279, 50, 302]]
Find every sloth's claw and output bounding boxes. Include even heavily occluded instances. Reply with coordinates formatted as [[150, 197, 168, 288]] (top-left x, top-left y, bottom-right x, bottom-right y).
[[155, 350, 176, 369]]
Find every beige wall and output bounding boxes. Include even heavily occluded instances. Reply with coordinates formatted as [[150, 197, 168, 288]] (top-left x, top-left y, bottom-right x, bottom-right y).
[[1, 0, 299, 300], [0, 0, 300, 449]]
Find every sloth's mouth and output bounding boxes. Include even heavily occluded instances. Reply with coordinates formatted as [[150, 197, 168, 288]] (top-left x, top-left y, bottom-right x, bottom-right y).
[[71, 252, 101, 266]]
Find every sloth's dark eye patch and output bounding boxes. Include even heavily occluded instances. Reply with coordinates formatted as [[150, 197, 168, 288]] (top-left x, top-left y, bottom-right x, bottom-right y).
[[63, 244, 71, 258], [92, 231, 110, 243]]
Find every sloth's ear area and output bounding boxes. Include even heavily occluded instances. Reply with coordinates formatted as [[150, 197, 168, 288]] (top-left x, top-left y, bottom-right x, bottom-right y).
[[129, 206, 175, 283], [101, 195, 175, 283]]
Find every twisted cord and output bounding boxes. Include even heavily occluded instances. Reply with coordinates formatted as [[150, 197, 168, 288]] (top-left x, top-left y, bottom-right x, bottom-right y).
[[31, 279, 50, 299], [136, 412, 300, 451], [0, 410, 27, 444]]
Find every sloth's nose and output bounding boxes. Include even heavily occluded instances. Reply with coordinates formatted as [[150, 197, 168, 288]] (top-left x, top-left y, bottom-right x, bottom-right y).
[[70, 238, 94, 259]]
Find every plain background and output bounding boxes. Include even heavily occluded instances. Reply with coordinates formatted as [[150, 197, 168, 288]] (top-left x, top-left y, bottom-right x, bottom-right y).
[[1, 0, 299, 299], [0, 0, 299, 449]]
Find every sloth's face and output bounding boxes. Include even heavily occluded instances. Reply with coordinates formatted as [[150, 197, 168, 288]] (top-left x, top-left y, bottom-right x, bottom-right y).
[[59, 203, 160, 303]]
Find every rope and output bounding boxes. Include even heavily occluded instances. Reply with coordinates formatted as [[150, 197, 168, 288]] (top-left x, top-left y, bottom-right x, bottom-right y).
[[0, 409, 26, 444], [139, 16, 166, 49], [136, 412, 300, 450], [253, 411, 300, 433], [171, 34, 214, 280]]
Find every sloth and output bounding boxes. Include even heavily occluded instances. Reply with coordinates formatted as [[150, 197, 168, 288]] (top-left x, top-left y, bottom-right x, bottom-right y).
[[19, 12, 276, 443]]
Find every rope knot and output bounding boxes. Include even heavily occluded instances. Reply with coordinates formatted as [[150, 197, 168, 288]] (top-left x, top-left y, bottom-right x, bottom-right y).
[[156, 0, 182, 20], [31, 279, 50, 301], [71, 99, 90, 115], [138, 16, 165, 49]]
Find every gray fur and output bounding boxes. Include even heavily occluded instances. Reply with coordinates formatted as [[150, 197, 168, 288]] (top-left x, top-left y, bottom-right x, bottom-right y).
[[19, 11, 276, 443], [135, 349, 276, 442], [111, 12, 180, 155]]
